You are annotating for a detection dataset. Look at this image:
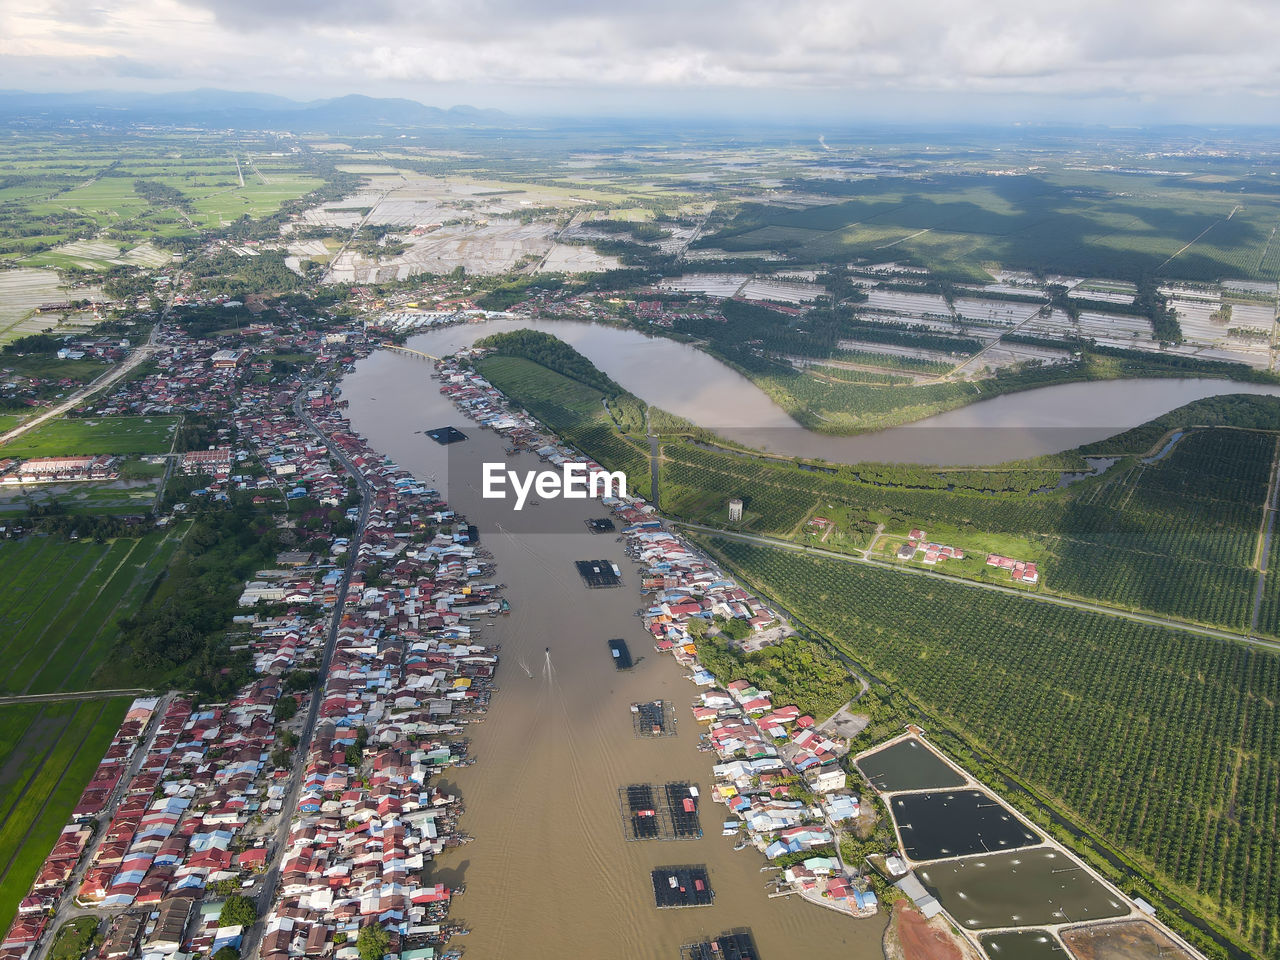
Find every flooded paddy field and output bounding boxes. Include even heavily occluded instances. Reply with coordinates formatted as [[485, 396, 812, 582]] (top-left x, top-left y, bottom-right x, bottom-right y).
[[855, 737, 967, 793], [893, 790, 1040, 862], [1059, 920, 1196, 960], [0, 268, 103, 343], [917, 849, 1130, 930], [981, 929, 1071, 960]]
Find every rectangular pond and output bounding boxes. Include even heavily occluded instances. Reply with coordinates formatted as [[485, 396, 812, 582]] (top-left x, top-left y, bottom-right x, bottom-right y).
[[893, 789, 1041, 861], [1060, 920, 1195, 960], [856, 737, 966, 793], [917, 849, 1129, 930], [981, 930, 1071, 960]]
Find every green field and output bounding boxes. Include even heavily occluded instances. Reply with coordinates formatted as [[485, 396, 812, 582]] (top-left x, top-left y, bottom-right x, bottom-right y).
[[475, 336, 1280, 633], [0, 133, 328, 262], [474, 354, 650, 483], [0, 416, 179, 458], [701, 170, 1280, 283], [701, 536, 1280, 960], [0, 697, 128, 937], [0, 531, 185, 694], [0, 478, 163, 517], [655, 423, 1280, 632]]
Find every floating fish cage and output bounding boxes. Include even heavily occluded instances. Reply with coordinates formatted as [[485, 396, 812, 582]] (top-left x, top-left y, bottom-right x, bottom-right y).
[[680, 929, 759, 960], [426, 425, 468, 445], [631, 699, 678, 738], [652, 865, 714, 908], [619, 782, 701, 841], [609, 638, 633, 670], [576, 559, 622, 588]]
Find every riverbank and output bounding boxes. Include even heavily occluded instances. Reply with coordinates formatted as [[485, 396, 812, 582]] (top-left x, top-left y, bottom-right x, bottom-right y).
[[397, 316, 1280, 464]]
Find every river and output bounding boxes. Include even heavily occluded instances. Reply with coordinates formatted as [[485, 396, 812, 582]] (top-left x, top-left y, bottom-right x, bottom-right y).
[[342, 350, 888, 959], [402, 317, 1280, 465]]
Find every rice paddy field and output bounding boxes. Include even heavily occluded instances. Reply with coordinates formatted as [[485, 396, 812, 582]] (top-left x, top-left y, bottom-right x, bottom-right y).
[[0, 530, 184, 695], [0, 416, 180, 458], [0, 132, 326, 265], [0, 479, 163, 517], [0, 269, 104, 344], [0, 697, 129, 937]]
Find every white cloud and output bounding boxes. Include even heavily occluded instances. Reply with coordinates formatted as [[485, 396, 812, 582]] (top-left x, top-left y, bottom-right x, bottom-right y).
[[2, 0, 1278, 119]]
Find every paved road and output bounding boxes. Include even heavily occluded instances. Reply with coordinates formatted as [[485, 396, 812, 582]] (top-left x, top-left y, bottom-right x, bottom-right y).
[[0, 689, 153, 706], [0, 346, 157, 449], [0, 288, 169, 450], [239, 384, 372, 960], [28, 693, 173, 960], [673, 521, 1280, 653]]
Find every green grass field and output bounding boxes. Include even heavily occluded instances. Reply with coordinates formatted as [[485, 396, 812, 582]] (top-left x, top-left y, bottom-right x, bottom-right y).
[[0, 531, 185, 694], [0, 697, 128, 937], [0, 133, 328, 261], [0, 416, 179, 458], [475, 354, 650, 483]]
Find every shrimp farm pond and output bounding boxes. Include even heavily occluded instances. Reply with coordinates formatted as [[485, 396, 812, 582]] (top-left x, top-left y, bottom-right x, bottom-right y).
[[916, 848, 1129, 929], [854, 737, 967, 792], [980, 929, 1072, 960], [893, 790, 1041, 862]]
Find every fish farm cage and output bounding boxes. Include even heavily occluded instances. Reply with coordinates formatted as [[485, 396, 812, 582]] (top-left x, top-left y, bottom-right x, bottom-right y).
[[632, 700, 678, 738], [575, 559, 622, 588], [585, 517, 616, 534], [609, 637, 633, 670], [652, 865, 714, 908], [680, 929, 759, 960], [619, 782, 702, 841], [426, 425, 468, 444]]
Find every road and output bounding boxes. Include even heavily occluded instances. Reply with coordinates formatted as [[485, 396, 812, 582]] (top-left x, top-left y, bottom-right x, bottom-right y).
[[319, 186, 397, 284], [0, 287, 171, 450], [672, 521, 1280, 654], [238, 383, 372, 960], [1251, 437, 1280, 630], [0, 689, 153, 707], [28, 694, 173, 960], [0, 344, 157, 449]]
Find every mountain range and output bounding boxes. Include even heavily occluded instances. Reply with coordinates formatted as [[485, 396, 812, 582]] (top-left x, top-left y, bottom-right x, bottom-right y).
[[0, 89, 514, 132]]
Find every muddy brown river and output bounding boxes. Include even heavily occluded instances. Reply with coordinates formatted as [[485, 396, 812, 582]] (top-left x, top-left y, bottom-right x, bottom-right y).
[[398, 317, 1280, 465], [342, 350, 887, 959]]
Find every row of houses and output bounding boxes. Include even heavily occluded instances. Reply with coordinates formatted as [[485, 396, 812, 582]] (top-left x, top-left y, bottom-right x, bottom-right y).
[[253, 388, 502, 960], [986, 554, 1040, 584], [897, 529, 965, 565], [0, 454, 119, 484], [0, 302, 389, 960], [0, 681, 296, 959], [619, 521, 878, 918]]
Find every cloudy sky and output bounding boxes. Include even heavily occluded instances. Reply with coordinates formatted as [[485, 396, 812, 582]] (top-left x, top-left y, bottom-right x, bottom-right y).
[[2, 0, 1277, 122]]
